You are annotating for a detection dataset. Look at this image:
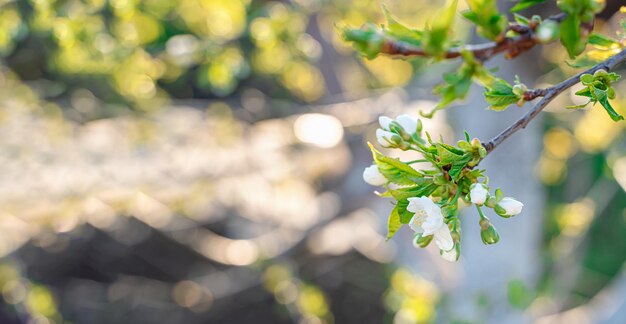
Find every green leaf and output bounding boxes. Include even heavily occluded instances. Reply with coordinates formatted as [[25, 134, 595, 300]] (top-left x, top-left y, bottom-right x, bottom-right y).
[[510, 0, 546, 12], [513, 13, 530, 26], [449, 154, 473, 181], [424, 0, 458, 56], [382, 6, 423, 47], [388, 182, 437, 201], [560, 14, 585, 59], [588, 33, 620, 48], [463, 0, 507, 40], [483, 79, 519, 110], [342, 24, 384, 59], [598, 93, 624, 121], [437, 143, 464, 164], [386, 206, 403, 240], [391, 183, 439, 223], [368, 143, 424, 185], [397, 199, 413, 223]]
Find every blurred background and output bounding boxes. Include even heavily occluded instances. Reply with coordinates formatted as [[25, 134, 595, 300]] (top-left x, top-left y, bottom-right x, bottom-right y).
[[0, 0, 623, 323]]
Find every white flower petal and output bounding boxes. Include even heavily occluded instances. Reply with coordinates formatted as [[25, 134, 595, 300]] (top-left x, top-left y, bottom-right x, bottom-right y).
[[499, 197, 524, 216], [376, 129, 395, 147], [433, 225, 454, 251], [408, 216, 425, 233], [362, 165, 387, 186], [470, 184, 489, 205], [441, 248, 458, 262], [378, 116, 393, 130], [395, 114, 418, 135]]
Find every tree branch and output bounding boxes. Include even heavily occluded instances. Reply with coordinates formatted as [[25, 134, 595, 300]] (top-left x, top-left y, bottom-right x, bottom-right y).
[[380, 13, 567, 61], [483, 48, 626, 154]]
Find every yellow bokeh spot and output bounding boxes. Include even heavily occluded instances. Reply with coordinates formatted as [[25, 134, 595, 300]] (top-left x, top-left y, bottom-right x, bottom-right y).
[[364, 56, 414, 87], [297, 285, 329, 317], [281, 62, 325, 102], [536, 155, 567, 185], [26, 286, 58, 317], [544, 128, 576, 159], [574, 101, 625, 152], [556, 199, 595, 237], [178, 0, 246, 42]]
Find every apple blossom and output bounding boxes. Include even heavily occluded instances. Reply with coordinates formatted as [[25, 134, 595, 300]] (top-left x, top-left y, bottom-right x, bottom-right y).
[[498, 197, 524, 216], [469, 183, 489, 205], [362, 164, 387, 186], [407, 197, 454, 252]]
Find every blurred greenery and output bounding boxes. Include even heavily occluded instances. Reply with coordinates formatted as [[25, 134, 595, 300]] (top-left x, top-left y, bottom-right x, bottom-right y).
[[0, 0, 624, 323]]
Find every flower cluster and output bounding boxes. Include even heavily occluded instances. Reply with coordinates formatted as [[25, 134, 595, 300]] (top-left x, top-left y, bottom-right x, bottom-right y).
[[363, 114, 524, 262]]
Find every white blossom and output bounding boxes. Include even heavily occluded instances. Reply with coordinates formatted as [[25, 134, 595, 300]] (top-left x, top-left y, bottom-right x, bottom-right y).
[[498, 197, 524, 216], [469, 183, 489, 205], [378, 116, 393, 130], [376, 129, 396, 147], [407, 197, 454, 252], [362, 165, 387, 186], [395, 114, 418, 135], [441, 247, 458, 262]]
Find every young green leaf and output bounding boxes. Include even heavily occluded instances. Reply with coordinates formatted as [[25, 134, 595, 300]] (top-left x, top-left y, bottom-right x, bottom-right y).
[[424, 0, 458, 56], [386, 206, 403, 240], [483, 79, 520, 110], [368, 143, 424, 185], [598, 93, 625, 121], [510, 0, 546, 13], [588, 33, 621, 48], [560, 14, 585, 59], [382, 6, 423, 47]]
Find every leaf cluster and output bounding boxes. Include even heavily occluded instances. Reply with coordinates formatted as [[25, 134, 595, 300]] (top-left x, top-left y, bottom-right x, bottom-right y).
[[369, 131, 487, 240], [571, 69, 624, 121]]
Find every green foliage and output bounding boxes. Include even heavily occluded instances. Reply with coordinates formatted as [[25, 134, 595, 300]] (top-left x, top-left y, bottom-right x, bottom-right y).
[[510, 0, 547, 12], [424, 0, 459, 56], [483, 79, 521, 111], [342, 24, 385, 60], [569, 33, 624, 68], [429, 52, 497, 115], [558, 0, 606, 58], [507, 280, 534, 309], [462, 0, 507, 41], [387, 206, 403, 240], [572, 69, 624, 121], [343, 1, 458, 59]]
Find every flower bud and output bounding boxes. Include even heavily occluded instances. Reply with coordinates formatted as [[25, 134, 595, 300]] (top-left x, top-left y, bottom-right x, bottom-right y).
[[512, 84, 528, 97], [412, 233, 433, 248], [378, 116, 393, 130], [376, 129, 400, 147], [496, 197, 524, 217], [362, 164, 387, 186], [535, 21, 559, 44], [469, 183, 489, 205], [479, 218, 500, 245], [471, 138, 482, 148], [478, 146, 487, 158], [395, 114, 418, 136]]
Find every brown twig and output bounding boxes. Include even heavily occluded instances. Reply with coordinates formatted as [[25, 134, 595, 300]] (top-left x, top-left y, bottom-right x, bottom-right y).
[[380, 13, 567, 62], [483, 48, 626, 154]]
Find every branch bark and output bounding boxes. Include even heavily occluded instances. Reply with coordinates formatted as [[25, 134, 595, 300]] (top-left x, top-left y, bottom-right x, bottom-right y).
[[483, 48, 626, 154], [380, 14, 566, 61]]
